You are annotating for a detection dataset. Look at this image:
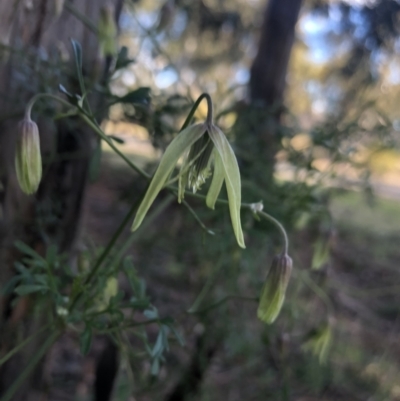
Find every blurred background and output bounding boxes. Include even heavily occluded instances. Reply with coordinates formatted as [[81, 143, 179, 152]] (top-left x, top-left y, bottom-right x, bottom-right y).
[[2, 0, 400, 400]]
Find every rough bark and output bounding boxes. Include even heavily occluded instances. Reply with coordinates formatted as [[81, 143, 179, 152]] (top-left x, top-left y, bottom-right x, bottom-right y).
[[234, 0, 303, 185], [250, 0, 303, 108], [0, 0, 123, 399]]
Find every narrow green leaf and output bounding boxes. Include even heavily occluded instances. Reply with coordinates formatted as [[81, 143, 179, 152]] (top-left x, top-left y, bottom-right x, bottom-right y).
[[206, 151, 224, 210], [170, 325, 185, 346], [71, 39, 82, 70], [150, 358, 160, 376], [46, 245, 58, 266], [144, 308, 158, 320], [115, 46, 135, 70], [131, 123, 206, 231], [14, 262, 29, 275], [15, 284, 48, 296], [89, 141, 102, 183], [70, 40, 85, 97], [14, 241, 47, 264], [208, 126, 245, 248], [33, 274, 48, 286], [1, 276, 21, 296], [151, 331, 164, 357], [80, 326, 92, 355], [58, 84, 75, 101], [111, 87, 151, 105]]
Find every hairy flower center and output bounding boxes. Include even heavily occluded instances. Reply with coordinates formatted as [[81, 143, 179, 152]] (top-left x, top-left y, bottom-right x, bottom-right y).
[[186, 133, 214, 192]]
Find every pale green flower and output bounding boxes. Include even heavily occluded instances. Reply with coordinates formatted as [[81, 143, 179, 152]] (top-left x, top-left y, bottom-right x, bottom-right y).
[[257, 253, 292, 324], [15, 117, 42, 195], [131, 122, 245, 248]]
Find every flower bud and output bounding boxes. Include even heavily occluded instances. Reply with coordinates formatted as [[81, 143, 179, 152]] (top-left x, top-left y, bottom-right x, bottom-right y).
[[15, 117, 42, 195], [257, 253, 292, 324]]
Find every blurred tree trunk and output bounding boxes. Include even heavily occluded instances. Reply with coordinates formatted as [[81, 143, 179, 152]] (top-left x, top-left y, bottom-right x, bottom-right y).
[[235, 0, 303, 186], [0, 0, 123, 399]]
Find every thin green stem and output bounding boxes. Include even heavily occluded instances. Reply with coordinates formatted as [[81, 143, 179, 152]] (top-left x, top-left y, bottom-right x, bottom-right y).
[[25, 93, 75, 119], [79, 113, 150, 179], [258, 210, 289, 255], [1, 330, 60, 401], [192, 295, 258, 315], [179, 197, 215, 235], [64, 1, 99, 34], [99, 319, 161, 334], [104, 195, 175, 277], [68, 194, 143, 312], [298, 271, 333, 315], [187, 258, 223, 313], [204, 93, 213, 124], [0, 324, 51, 367], [180, 93, 213, 130]]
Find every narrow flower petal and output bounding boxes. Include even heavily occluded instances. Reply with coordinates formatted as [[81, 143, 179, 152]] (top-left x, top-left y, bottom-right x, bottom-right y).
[[132, 123, 206, 231], [208, 125, 245, 248], [178, 169, 188, 203], [206, 151, 224, 210]]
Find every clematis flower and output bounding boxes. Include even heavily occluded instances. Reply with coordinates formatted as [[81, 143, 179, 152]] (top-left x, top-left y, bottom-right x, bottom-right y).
[[131, 122, 245, 248], [257, 253, 292, 324]]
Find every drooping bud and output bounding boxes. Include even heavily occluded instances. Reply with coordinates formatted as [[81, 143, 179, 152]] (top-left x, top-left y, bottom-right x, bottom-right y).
[[257, 253, 293, 324], [15, 117, 42, 195]]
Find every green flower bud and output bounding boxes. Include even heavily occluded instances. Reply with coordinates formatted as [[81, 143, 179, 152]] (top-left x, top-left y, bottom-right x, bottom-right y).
[[257, 253, 292, 324], [15, 117, 42, 195]]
